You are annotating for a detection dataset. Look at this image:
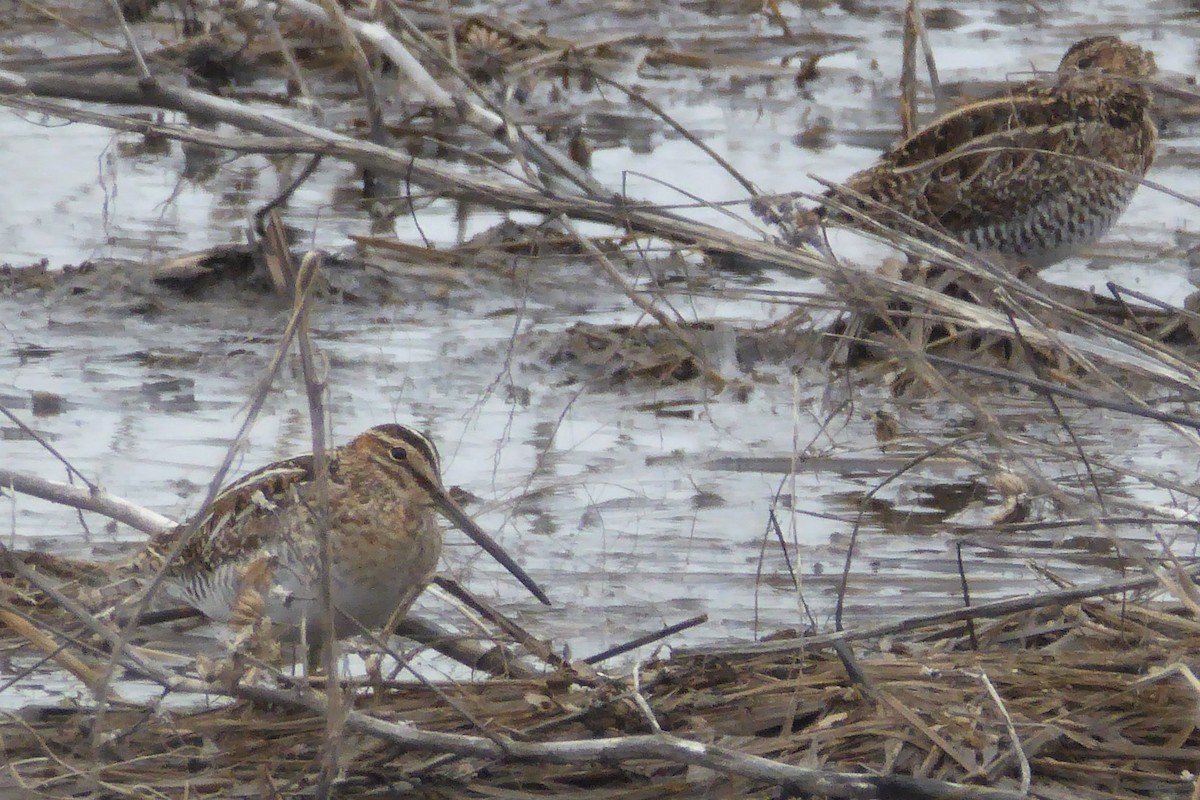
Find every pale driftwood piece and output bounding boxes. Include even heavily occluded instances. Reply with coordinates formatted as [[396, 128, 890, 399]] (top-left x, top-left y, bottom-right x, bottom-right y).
[[276, 0, 456, 108], [628, 660, 664, 733], [0, 468, 173, 535]]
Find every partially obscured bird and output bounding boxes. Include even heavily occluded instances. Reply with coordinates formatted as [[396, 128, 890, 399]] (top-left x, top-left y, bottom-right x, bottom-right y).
[[754, 36, 1158, 268], [141, 424, 549, 647]]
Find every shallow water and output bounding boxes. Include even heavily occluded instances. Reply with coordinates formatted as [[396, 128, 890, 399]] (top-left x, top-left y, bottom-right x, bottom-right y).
[[4, 0, 1200, 700]]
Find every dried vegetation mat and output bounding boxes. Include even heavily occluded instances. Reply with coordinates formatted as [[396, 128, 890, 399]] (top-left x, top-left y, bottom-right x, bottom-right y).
[[2, 549, 1199, 799]]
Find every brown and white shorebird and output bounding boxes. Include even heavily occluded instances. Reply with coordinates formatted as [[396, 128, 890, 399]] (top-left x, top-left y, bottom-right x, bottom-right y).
[[141, 424, 549, 645], [753, 36, 1159, 268]]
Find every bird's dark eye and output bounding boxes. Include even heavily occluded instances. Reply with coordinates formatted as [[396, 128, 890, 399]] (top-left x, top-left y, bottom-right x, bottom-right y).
[[390, 446, 407, 461], [1075, 56, 1094, 69]]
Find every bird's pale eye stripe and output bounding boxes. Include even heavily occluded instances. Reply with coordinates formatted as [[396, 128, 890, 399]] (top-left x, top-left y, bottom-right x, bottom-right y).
[[379, 424, 441, 472]]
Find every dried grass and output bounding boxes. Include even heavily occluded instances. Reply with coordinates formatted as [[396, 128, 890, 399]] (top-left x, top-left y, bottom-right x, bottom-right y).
[[2, 550, 1198, 799]]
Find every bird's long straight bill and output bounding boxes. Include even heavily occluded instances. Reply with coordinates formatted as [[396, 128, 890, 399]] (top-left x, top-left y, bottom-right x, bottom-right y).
[[420, 478, 551, 606]]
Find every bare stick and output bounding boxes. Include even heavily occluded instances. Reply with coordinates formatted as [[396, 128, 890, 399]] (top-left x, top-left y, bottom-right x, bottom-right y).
[[277, 228, 344, 798], [431, 576, 568, 672], [101, 0, 152, 82], [913, 0, 941, 103], [394, 616, 541, 679], [377, 0, 604, 196], [900, 0, 919, 137], [677, 563, 1200, 658], [0, 467, 173, 534], [315, 0, 387, 147], [0, 604, 107, 694], [584, 614, 708, 664], [629, 661, 663, 733], [275, 0, 602, 196], [0, 403, 95, 490], [955, 542, 978, 650], [973, 668, 1030, 792]]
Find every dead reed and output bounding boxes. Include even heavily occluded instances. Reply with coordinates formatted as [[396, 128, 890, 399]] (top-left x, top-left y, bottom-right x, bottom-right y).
[[2, 548, 1198, 798]]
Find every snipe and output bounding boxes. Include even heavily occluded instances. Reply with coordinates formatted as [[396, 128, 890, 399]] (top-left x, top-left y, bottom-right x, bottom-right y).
[[141, 424, 549, 645], [753, 36, 1158, 267]]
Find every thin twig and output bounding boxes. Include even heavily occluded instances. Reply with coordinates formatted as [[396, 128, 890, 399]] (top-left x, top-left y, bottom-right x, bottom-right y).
[[585, 69, 756, 195], [677, 562, 1200, 658], [0, 403, 96, 490], [0, 468, 173, 534], [900, 0, 919, 137], [973, 668, 1030, 793], [316, 0, 388, 147], [431, 576, 569, 672], [629, 661, 663, 734], [954, 542, 978, 651], [584, 614, 708, 664], [286, 239, 344, 799], [101, 0, 152, 82]]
